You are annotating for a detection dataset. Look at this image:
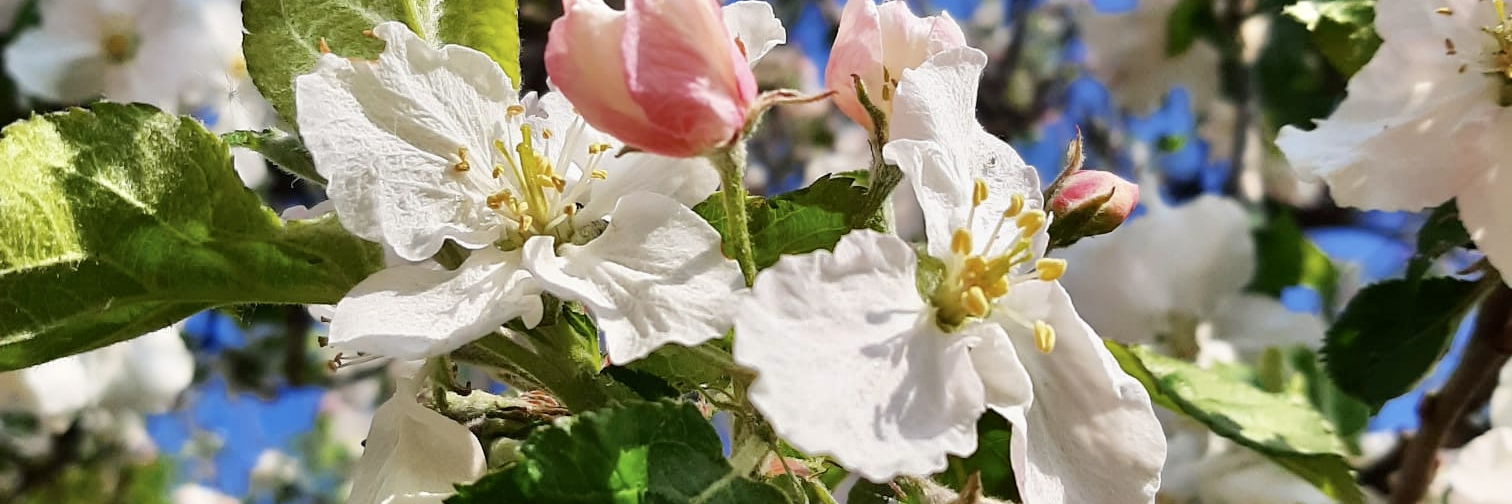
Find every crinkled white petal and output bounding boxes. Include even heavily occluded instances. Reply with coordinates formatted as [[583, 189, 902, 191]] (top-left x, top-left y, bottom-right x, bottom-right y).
[[294, 22, 520, 261], [330, 248, 544, 360], [993, 281, 1165, 504], [884, 47, 1040, 258], [524, 192, 742, 364], [347, 377, 485, 504], [734, 230, 989, 482], [722, 0, 786, 66]]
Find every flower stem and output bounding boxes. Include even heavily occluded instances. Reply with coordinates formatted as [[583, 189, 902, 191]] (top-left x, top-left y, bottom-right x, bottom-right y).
[[1388, 278, 1512, 504], [710, 145, 758, 285], [453, 327, 631, 412]]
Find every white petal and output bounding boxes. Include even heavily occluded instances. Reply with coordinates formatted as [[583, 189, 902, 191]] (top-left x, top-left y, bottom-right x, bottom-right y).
[[1454, 132, 1512, 283], [969, 328, 1034, 413], [3, 31, 102, 103], [1196, 448, 1334, 504], [994, 281, 1165, 504], [576, 154, 720, 225], [330, 248, 544, 360], [734, 230, 989, 481], [101, 326, 194, 413], [1211, 294, 1326, 358], [722, 0, 786, 66], [884, 48, 1040, 258], [347, 377, 485, 504], [294, 22, 520, 261], [524, 192, 742, 364], [1491, 360, 1512, 429], [0, 355, 96, 430], [1441, 428, 1512, 504]]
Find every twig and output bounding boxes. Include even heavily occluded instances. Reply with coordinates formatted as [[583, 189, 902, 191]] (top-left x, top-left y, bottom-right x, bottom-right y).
[[1388, 282, 1512, 504]]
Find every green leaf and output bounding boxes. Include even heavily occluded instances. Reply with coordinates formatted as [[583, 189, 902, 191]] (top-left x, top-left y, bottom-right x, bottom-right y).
[[695, 174, 881, 269], [1323, 277, 1482, 408], [1256, 17, 1350, 130], [1406, 199, 1473, 280], [437, 0, 521, 84], [1283, 0, 1382, 77], [223, 128, 325, 185], [242, 0, 412, 127], [938, 411, 1020, 501], [1248, 210, 1340, 311], [0, 103, 383, 370], [1106, 342, 1364, 504], [1286, 347, 1370, 453], [447, 400, 788, 504], [1165, 0, 1218, 57], [243, 0, 524, 129]]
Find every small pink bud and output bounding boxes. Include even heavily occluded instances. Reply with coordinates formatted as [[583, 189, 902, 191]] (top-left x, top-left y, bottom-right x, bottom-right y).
[[1046, 170, 1139, 248], [545, 0, 757, 157], [824, 0, 966, 132]]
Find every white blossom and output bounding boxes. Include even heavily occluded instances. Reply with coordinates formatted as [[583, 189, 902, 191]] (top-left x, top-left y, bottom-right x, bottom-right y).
[[735, 47, 1164, 503], [295, 22, 740, 364], [346, 374, 484, 504], [1276, 0, 1512, 280]]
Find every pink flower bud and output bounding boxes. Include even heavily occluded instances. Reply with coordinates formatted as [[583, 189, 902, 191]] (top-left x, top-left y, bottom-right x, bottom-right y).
[[824, 0, 966, 132], [545, 0, 757, 157], [1046, 170, 1139, 247]]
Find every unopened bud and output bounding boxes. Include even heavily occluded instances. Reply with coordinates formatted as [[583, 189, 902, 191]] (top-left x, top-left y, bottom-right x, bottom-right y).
[[1045, 170, 1138, 249]]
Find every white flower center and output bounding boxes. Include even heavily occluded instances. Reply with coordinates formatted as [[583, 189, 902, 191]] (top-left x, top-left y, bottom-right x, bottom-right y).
[[99, 16, 138, 64], [930, 179, 1065, 353], [448, 105, 612, 247]]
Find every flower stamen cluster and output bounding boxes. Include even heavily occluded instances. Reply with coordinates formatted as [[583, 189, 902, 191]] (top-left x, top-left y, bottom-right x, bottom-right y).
[[931, 180, 1066, 353]]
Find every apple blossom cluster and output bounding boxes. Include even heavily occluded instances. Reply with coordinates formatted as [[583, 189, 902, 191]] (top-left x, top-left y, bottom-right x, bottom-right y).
[[6, 0, 1512, 501]]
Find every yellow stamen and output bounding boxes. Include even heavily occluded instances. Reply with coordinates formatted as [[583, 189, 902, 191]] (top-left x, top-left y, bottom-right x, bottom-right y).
[[972, 179, 988, 207], [1033, 321, 1056, 353], [590, 169, 609, 180], [492, 165, 505, 178], [1003, 194, 1025, 218], [961, 286, 991, 318], [452, 147, 471, 172], [951, 229, 973, 256], [1436, 7, 1453, 15], [506, 104, 525, 117], [1036, 258, 1067, 281], [1016, 210, 1047, 238], [542, 129, 554, 139]]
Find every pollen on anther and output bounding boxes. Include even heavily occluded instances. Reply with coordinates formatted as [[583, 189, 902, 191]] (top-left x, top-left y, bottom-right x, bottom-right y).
[[962, 286, 991, 318], [1035, 258, 1067, 281], [951, 229, 973, 256], [972, 179, 989, 207], [492, 165, 505, 178], [590, 169, 609, 180], [1446, 38, 1458, 55], [1033, 321, 1055, 353], [542, 129, 554, 139], [506, 104, 526, 117], [1016, 210, 1047, 237], [452, 147, 471, 172], [317, 38, 332, 54], [1003, 194, 1026, 218]]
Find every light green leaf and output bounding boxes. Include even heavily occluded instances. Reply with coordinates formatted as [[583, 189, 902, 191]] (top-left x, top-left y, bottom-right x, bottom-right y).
[[1323, 277, 1483, 408], [437, 0, 521, 84], [446, 400, 788, 504], [242, 0, 413, 127], [695, 174, 883, 269], [0, 103, 383, 370], [223, 128, 325, 185], [1106, 341, 1364, 504], [243, 0, 523, 128]]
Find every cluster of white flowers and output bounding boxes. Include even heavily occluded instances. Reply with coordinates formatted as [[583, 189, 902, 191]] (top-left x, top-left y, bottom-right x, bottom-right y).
[[4, 0, 275, 187]]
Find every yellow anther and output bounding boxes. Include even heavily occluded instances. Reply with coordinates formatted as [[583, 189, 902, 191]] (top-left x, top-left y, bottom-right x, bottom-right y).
[[493, 139, 509, 156], [961, 286, 991, 318], [518, 214, 534, 232], [1033, 320, 1056, 353], [590, 169, 609, 180], [951, 229, 973, 256], [486, 191, 513, 210], [452, 147, 471, 172], [506, 104, 526, 117], [551, 176, 566, 192], [564, 205, 576, 217], [535, 174, 558, 190], [962, 256, 988, 279], [985, 277, 1010, 298], [1436, 7, 1453, 15], [972, 179, 988, 207], [1035, 258, 1067, 281], [1003, 194, 1025, 218], [1016, 210, 1047, 237], [542, 129, 554, 139], [1446, 38, 1458, 55], [492, 165, 505, 178]]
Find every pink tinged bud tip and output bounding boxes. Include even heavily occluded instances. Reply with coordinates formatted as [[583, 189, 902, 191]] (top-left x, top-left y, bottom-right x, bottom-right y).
[[824, 0, 966, 132], [545, 0, 757, 158], [1046, 170, 1139, 247]]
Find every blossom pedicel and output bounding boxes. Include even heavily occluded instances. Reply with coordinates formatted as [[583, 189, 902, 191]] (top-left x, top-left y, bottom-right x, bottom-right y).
[[544, 0, 757, 158], [825, 0, 966, 132]]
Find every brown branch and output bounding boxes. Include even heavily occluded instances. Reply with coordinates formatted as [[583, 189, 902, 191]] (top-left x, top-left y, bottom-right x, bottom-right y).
[[1388, 281, 1512, 504]]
